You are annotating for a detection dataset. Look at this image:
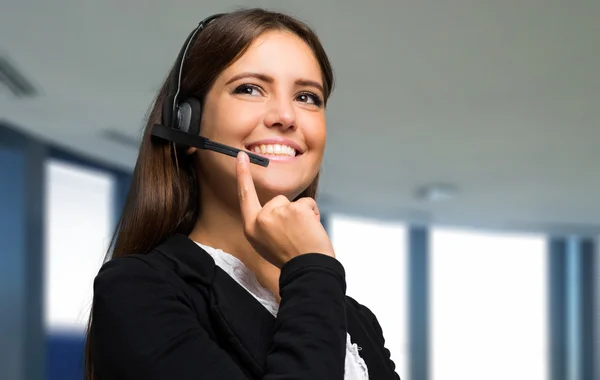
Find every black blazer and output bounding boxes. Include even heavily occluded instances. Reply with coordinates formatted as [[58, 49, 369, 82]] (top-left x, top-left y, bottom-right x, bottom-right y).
[[90, 234, 401, 380]]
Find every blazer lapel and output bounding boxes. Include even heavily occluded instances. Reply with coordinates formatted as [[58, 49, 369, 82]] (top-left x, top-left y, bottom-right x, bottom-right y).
[[155, 234, 276, 378]]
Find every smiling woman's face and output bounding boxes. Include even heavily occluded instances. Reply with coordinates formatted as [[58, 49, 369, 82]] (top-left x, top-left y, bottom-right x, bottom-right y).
[[194, 29, 327, 206]]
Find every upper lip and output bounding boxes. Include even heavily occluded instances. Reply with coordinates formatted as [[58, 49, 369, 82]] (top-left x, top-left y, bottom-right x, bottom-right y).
[[245, 138, 305, 154]]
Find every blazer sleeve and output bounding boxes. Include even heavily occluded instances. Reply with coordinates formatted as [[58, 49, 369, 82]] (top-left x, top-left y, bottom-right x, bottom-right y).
[[90, 253, 347, 380]]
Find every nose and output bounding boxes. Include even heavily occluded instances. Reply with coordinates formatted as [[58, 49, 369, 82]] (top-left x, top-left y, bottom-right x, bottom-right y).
[[263, 97, 297, 131]]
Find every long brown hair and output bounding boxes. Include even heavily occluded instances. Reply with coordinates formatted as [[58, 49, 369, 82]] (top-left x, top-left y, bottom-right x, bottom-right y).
[[84, 8, 334, 379]]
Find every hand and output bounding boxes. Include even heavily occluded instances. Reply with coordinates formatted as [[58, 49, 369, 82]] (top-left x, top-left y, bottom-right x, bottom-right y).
[[236, 151, 335, 268]]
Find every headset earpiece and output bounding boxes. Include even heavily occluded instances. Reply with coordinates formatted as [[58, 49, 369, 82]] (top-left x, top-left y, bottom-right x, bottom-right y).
[[177, 97, 202, 135]]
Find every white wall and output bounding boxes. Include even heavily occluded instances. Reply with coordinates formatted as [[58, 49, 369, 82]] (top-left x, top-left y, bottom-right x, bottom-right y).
[[330, 214, 408, 380], [44, 159, 114, 334]]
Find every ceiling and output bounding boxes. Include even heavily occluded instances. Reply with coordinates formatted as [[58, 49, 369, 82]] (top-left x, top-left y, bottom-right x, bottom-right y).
[[1, 0, 599, 236]]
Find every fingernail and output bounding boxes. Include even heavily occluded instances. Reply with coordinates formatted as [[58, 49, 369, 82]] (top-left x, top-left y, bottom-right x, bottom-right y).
[[237, 151, 247, 163]]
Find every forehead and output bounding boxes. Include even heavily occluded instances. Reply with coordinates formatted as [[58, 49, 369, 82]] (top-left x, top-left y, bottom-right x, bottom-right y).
[[223, 30, 322, 83]]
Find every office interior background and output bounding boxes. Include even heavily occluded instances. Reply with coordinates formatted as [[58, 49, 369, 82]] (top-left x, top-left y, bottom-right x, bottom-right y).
[[1, 1, 598, 380]]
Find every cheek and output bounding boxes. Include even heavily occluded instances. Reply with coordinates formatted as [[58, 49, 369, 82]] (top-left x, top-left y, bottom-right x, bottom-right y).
[[305, 117, 327, 153], [200, 98, 258, 142], [206, 107, 260, 143]]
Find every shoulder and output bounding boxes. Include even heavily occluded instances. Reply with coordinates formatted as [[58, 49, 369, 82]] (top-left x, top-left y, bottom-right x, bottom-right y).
[[345, 295, 375, 318], [344, 295, 386, 338], [91, 252, 203, 338], [93, 255, 164, 306], [93, 251, 188, 310], [89, 254, 216, 379], [94, 253, 165, 291]]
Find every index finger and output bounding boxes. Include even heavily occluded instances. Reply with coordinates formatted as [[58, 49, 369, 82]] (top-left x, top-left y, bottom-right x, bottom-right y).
[[236, 151, 261, 221]]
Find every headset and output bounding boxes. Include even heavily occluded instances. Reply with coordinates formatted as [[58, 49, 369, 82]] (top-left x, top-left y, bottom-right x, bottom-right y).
[[150, 14, 270, 167]]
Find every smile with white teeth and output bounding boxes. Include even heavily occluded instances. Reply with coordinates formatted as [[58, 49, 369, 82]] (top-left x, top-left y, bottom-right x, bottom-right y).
[[249, 144, 298, 157]]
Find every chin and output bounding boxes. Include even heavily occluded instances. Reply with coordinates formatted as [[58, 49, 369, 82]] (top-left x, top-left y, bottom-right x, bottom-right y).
[[258, 187, 302, 203], [255, 181, 310, 203], [253, 169, 311, 196]]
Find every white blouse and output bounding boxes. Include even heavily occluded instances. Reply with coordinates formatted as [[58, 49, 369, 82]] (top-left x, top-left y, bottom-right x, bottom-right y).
[[195, 242, 369, 380]]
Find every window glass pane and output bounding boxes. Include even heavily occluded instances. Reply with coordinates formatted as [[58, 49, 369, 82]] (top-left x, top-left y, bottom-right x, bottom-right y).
[[430, 228, 548, 380], [330, 214, 408, 380], [44, 159, 114, 333]]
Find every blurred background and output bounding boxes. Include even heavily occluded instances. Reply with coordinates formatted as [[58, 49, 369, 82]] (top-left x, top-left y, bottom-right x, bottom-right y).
[[1, 1, 598, 380]]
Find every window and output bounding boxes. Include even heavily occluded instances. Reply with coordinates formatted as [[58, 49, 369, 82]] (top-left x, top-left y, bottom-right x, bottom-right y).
[[430, 228, 548, 380], [330, 214, 408, 380], [44, 159, 115, 334]]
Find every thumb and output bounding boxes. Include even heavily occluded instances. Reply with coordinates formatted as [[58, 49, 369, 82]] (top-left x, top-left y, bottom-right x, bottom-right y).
[[236, 151, 261, 223]]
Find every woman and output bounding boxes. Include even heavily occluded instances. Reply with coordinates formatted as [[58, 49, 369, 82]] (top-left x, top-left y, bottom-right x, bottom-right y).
[[85, 8, 400, 380]]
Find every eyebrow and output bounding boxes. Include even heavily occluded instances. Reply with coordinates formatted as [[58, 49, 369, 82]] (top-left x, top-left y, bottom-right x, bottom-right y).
[[225, 72, 324, 94]]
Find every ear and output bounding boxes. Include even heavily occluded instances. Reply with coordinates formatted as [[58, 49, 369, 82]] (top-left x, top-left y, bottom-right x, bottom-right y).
[[186, 146, 198, 155]]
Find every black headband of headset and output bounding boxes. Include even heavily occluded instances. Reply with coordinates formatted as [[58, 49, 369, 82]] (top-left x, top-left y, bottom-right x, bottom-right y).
[[162, 13, 224, 128]]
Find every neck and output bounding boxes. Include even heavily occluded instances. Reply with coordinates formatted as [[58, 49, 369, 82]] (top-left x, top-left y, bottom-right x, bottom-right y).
[[189, 183, 281, 301]]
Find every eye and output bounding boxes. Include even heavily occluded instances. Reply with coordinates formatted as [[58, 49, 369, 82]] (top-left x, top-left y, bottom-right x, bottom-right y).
[[296, 92, 323, 107], [233, 84, 263, 96]]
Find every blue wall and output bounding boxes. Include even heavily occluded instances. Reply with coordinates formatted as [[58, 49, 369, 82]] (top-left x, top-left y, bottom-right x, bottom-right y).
[[0, 125, 46, 380], [46, 333, 86, 380], [0, 146, 26, 380]]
